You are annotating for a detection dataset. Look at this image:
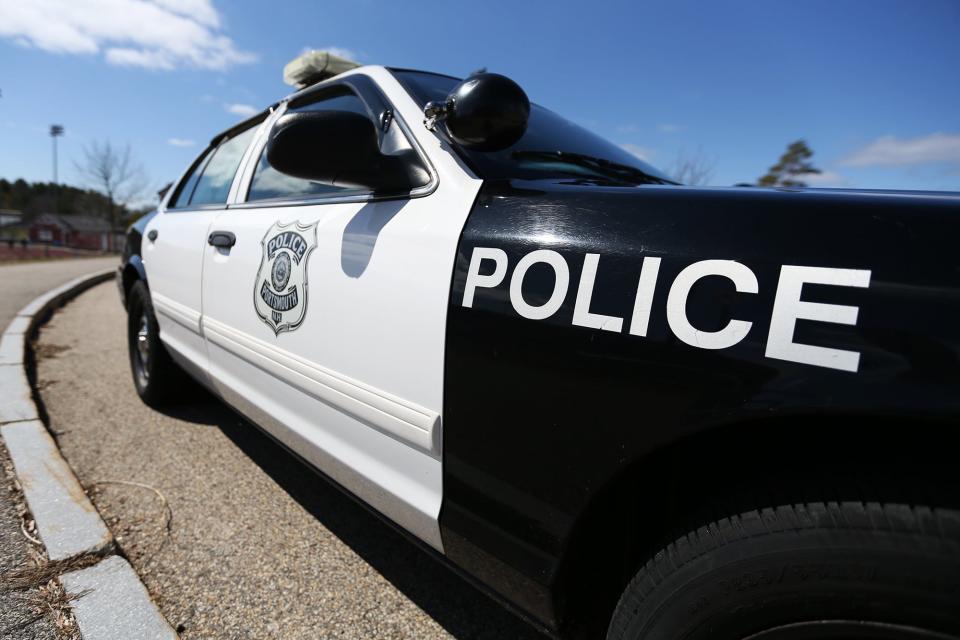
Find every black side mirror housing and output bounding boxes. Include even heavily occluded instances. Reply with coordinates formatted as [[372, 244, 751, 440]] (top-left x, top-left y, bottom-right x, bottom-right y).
[[427, 73, 530, 152], [266, 110, 429, 192]]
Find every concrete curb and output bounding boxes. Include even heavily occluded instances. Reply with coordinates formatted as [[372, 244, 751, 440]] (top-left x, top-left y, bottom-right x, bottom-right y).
[[1, 268, 179, 639], [62, 556, 178, 640], [1, 419, 113, 559]]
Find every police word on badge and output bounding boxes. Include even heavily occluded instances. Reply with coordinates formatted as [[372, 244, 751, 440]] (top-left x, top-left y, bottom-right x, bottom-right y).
[[462, 248, 872, 373], [254, 221, 319, 335]]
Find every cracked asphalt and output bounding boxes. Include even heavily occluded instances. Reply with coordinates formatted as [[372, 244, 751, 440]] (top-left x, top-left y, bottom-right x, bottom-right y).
[[35, 281, 545, 640]]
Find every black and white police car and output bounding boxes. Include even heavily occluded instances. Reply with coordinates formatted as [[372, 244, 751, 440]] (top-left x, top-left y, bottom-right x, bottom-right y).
[[118, 51, 960, 639]]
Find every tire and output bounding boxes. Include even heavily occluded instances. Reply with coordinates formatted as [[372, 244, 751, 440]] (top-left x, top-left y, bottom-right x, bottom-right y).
[[607, 501, 960, 640], [126, 280, 190, 407]]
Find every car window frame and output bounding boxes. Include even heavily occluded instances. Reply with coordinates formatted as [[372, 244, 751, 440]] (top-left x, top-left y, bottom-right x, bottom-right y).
[[164, 145, 216, 211], [230, 74, 438, 210], [164, 112, 270, 214]]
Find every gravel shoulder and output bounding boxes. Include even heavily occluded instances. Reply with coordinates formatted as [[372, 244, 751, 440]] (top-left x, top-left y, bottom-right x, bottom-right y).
[[36, 281, 544, 640]]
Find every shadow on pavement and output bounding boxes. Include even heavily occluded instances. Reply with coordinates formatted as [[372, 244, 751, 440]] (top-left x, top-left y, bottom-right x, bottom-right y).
[[157, 393, 547, 640]]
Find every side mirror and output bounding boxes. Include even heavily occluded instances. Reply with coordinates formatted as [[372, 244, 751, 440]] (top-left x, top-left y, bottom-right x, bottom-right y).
[[426, 73, 530, 152], [266, 111, 428, 191]]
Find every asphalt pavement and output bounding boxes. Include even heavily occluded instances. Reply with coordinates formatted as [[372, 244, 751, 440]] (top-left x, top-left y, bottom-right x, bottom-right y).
[[0, 256, 118, 639], [0, 258, 118, 324], [36, 281, 545, 640]]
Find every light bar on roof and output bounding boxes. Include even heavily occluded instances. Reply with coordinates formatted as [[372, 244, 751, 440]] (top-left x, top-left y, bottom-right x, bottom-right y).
[[283, 50, 360, 89]]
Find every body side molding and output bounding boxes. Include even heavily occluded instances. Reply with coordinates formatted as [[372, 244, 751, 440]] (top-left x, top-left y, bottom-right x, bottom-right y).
[[151, 291, 201, 334], [202, 316, 440, 455]]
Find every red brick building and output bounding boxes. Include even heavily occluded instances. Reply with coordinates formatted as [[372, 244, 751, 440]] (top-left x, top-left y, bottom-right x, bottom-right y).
[[28, 213, 122, 251]]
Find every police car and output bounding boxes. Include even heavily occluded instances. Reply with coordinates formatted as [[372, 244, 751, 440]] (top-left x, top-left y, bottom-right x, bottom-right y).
[[118, 51, 960, 640]]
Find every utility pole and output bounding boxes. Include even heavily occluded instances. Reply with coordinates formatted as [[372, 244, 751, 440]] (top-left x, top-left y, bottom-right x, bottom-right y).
[[50, 125, 64, 215], [50, 125, 64, 184]]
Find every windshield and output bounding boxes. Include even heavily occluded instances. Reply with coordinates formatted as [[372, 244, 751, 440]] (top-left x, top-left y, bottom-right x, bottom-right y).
[[391, 69, 675, 185]]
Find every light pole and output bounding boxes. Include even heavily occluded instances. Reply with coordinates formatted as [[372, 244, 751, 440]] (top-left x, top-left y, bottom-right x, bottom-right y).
[[50, 125, 64, 184], [50, 125, 64, 218]]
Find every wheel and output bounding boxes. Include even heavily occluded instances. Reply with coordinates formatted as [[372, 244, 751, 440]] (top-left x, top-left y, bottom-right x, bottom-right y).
[[126, 280, 189, 406], [606, 500, 960, 640]]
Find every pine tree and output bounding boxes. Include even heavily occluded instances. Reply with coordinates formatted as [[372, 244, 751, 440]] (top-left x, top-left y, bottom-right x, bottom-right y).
[[757, 140, 821, 187]]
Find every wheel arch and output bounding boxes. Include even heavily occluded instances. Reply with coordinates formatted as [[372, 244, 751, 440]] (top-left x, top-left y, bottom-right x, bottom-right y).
[[551, 412, 960, 640], [121, 254, 147, 307]]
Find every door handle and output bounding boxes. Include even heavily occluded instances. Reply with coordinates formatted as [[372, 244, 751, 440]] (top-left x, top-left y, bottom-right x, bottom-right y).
[[147, 229, 158, 242], [208, 231, 236, 248]]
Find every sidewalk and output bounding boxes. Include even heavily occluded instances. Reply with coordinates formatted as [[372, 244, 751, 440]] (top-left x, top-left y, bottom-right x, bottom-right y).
[[0, 258, 117, 638]]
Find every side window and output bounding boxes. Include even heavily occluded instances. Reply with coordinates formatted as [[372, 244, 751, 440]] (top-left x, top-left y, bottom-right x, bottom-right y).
[[247, 91, 373, 202], [189, 126, 258, 206], [169, 146, 214, 209]]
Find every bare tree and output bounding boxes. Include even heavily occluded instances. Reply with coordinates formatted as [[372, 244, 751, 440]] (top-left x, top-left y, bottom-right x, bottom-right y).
[[665, 148, 716, 186], [74, 141, 146, 229]]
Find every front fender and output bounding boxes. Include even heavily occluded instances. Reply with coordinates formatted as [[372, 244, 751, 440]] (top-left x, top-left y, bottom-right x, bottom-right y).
[[118, 211, 156, 309], [118, 254, 147, 310], [439, 179, 960, 631]]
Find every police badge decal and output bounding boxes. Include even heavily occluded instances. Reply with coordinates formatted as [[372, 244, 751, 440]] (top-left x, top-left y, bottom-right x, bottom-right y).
[[254, 220, 319, 335]]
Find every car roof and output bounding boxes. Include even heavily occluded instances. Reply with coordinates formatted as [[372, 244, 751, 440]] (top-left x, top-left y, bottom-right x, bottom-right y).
[[209, 66, 463, 148]]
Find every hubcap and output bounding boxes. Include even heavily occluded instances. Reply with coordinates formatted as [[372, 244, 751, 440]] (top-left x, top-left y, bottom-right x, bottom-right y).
[[134, 312, 150, 387]]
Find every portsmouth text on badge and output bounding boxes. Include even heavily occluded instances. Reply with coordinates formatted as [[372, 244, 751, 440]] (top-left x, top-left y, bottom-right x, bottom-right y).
[[254, 221, 319, 335]]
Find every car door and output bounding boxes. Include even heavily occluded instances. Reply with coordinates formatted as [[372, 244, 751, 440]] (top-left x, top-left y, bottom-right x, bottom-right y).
[[199, 70, 480, 550], [143, 119, 263, 381]]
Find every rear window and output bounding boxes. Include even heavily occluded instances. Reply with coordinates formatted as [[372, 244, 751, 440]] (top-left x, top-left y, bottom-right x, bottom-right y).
[[169, 147, 214, 209], [189, 126, 257, 206]]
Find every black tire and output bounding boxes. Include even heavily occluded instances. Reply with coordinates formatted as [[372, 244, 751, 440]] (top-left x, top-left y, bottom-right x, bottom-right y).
[[126, 280, 190, 407], [607, 501, 960, 640]]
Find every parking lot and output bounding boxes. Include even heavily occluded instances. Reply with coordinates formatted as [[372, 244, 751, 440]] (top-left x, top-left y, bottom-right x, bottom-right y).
[[35, 281, 543, 639]]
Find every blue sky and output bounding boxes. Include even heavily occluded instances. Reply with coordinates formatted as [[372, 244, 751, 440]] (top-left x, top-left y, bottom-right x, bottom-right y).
[[1, 0, 959, 203]]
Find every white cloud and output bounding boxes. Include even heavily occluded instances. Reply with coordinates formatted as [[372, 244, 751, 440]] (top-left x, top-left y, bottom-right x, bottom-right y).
[[0, 0, 256, 70], [167, 137, 195, 147], [619, 143, 655, 162], [616, 123, 640, 134], [800, 170, 848, 187], [657, 123, 682, 134], [152, 0, 219, 27], [842, 132, 960, 167], [225, 103, 257, 117], [106, 47, 176, 70]]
